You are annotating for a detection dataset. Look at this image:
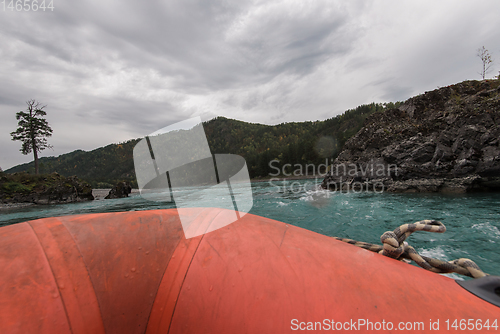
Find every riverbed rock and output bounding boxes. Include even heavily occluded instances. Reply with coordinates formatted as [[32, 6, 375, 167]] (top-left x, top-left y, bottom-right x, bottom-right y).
[[0, 172, 94, 205], [321, 79, 500, 193], [105, 181, 132, 199]]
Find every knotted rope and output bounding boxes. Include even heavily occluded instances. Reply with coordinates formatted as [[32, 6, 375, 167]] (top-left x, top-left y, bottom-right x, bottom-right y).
[[335, 220, 488, 278]]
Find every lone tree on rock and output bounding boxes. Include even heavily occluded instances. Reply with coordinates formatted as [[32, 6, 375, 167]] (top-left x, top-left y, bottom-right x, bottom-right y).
[[477, 46, 493, 80], [10, 100, 53, 174]]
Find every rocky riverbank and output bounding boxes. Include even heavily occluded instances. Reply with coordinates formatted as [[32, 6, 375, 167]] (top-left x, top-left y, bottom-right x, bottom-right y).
[[0, 172, 94, 207], [321, 79, 500, 193], [92, 185, 138, 200]]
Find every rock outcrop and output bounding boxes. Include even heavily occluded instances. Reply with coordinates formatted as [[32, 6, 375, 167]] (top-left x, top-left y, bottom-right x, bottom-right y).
[[321, 79, 500, 193], [0, 172, 94, 204], [105, 181, 132, 199]]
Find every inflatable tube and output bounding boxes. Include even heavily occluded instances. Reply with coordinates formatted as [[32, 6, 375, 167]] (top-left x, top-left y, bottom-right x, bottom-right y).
[[0, 208, 498, 333]]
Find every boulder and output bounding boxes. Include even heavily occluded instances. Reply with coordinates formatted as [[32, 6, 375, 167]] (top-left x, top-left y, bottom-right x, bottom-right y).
[[105, 181, 132, 199]]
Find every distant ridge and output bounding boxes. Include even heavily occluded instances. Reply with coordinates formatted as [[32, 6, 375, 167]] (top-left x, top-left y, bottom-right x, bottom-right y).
[[6, 103, 393, 187]]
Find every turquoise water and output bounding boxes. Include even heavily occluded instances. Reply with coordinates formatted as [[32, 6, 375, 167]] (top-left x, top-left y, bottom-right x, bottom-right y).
[[1, 179, 499, 278]]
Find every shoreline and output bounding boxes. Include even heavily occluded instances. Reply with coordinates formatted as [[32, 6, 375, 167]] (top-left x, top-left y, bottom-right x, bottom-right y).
[[250, 175, 323, 183], [92, 188, 140, 200], [0, 189, 141, 210], [1, 178, 321, 210], [0, 202, 36, 211]]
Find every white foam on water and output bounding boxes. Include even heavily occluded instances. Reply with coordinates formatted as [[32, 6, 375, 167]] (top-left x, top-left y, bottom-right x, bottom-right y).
[[299, 188, 331, 201], [418, 246, 467, 280], [471, 222, 500, 240], [442, 273, 465, 281], [419, 246, 447, 260]]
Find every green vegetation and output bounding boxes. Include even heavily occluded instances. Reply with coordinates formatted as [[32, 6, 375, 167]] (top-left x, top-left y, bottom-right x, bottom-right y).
[[2, 182, 31, 194], [1, 172, 61, 195], [6, 140, 140, 188], [0, 171, 94, 203], [6, 102, 401, 186], [204, 103, 395, 178]]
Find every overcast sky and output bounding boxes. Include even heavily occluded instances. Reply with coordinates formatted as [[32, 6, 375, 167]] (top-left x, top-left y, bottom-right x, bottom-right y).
[[1, 0, 499, 170]]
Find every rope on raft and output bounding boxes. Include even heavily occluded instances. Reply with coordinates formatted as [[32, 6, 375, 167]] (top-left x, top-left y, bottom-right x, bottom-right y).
[[335, 220, 488, 279]]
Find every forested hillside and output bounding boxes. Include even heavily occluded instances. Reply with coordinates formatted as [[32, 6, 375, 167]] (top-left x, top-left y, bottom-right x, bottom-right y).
[[6, 102, 398, 187]]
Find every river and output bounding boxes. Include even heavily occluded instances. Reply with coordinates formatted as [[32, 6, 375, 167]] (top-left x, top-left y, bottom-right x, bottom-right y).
[[1, 178, 499, 279]]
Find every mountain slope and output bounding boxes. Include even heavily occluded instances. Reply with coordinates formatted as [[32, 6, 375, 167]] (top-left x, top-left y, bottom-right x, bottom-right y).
[[6, 103, 388, 187], [321, 79, 500, 193]]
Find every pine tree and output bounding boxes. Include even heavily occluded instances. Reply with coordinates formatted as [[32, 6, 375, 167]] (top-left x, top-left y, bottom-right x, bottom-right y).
[[10, 100, 53, 174]]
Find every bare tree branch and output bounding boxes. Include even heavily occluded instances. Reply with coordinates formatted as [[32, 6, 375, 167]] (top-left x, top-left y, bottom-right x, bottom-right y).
[[477, 46, 493, 80]]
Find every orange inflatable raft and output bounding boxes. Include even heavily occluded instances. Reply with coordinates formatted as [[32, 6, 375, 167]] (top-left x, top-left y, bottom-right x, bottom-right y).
[[0, 208, 498, 334]]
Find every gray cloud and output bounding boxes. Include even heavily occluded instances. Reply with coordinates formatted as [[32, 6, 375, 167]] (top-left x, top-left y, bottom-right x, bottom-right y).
[[1, 0, 500, 169]]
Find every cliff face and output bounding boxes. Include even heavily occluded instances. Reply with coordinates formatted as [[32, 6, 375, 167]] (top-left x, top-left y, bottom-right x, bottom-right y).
[[321, 80, 500, 193]]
